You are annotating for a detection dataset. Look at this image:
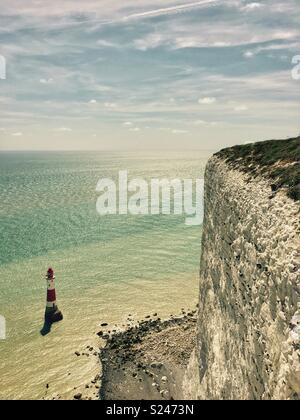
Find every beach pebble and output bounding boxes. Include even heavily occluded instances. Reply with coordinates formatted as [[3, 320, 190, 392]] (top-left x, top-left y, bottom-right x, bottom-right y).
[[75, 351, 80, 357], [161, 376, 168, 383], [150, 361, 163, 369], [74, 393, 82, 400], [160, 390, 169, 398], [101, 323, 108, 327]]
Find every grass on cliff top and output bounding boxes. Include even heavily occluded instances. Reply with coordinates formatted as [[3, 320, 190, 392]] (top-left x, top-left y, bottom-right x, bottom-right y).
[[215, 136, 300, 201]]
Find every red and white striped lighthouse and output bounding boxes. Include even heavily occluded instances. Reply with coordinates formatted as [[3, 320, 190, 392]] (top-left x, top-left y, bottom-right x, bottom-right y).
[[45, 268, 63, 323]]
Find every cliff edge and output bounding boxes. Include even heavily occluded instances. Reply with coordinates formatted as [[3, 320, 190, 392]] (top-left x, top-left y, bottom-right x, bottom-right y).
[[184, 136, 300, 400]]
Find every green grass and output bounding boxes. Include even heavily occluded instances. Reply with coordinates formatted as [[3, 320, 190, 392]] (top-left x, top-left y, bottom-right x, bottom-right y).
[[215, 136, 300, 201]]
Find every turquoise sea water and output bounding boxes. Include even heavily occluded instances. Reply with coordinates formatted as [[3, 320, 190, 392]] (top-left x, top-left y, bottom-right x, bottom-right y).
[[0, 151, 210, 400]]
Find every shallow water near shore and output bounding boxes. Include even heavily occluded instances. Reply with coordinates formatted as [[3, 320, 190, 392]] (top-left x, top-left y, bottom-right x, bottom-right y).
[[0, 150, 210, 400]]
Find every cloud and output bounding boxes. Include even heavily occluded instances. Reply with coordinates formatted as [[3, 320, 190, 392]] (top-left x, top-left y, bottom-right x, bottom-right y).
[[40, 78, 54, 84], [129, 127, 140, 132], [244, 51, 254, 58], [11, 132, 23, 136], [95, 85, 113, 92], [198, 97, 216, 104], [0, 0, 219, 18], [193, 119, 218, 126], [104, 102, 117, 108], [234, 105, 248, 111], [244, 41, 300, 58], [1, 0, 300, 151], [243, 2, 264, 11], [55, 127, 72, 132], [172, 129, 189, 134], [194, 120, 207, 125], [134, 34, 166, 51], [96, 39, 119, 48], [122, 0, 219, 21]]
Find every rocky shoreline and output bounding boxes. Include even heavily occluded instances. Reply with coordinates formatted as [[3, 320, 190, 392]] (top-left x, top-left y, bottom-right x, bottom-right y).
[[98, 307, 198, 400]]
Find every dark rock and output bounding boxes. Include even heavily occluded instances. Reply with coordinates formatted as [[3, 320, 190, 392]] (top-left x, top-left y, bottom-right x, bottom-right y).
[[74, 393, 82, 400], [271, 183, 278, 192]]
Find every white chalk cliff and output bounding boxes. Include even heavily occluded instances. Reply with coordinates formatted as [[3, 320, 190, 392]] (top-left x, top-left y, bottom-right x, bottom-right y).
[[184, 142, 300, 400]]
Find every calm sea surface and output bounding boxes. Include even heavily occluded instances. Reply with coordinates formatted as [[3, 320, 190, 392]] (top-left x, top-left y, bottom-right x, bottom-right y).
[[0, 150, 211, 399]]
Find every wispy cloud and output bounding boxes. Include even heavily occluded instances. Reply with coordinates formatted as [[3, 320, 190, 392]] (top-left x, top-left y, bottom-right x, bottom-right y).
[[242, 2, 264, 11], [55, 127, 73, 132], [234, 105, 248, 112], [1, 0, 299, 150], [121, 0, 219, 21], [199, 97, 217, 104], [172, 129, 189, 134], [40, 78, 54, 84]]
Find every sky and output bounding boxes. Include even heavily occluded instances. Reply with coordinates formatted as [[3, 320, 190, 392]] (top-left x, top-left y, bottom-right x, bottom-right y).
[[0, 0, 299, 151]]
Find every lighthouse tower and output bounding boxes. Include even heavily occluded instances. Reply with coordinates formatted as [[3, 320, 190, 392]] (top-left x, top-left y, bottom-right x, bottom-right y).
[[45, 268, 63, 323]]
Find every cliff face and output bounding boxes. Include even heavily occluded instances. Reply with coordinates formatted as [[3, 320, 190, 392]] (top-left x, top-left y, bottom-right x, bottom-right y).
[[184, 141, 300, 400]]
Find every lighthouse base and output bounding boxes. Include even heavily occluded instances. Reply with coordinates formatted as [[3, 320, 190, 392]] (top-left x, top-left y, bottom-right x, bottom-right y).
[[45, 308, 63, 324]]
